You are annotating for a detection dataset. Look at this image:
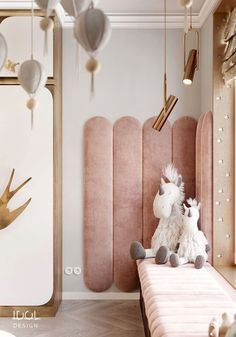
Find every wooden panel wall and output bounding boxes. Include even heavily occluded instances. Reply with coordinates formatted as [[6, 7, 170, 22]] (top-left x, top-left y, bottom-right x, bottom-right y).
[[213, 12, 235, 267]]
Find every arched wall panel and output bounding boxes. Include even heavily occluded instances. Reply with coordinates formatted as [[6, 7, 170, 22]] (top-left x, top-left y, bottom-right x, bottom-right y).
[[142, 119, 172, 248], [84, 113, 213, 292], [113, 117, 142, 292], [196, 113, 205, 213], [84, 117, 113, 292], [172, 117, 197, 201], [196, 111, 213, 264]]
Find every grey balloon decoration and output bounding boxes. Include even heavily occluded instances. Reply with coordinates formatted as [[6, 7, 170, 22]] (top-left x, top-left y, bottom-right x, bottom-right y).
[[74, 5, 112, 95], [0, 33, 7, 72], [61, 0, 99, 17], [36, 0, 61, 53], [18, 59, 47, 128]]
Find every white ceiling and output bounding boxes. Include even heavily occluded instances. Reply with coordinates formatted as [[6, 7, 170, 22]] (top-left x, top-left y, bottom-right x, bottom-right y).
[[0, 0, 221, 28], [98, 0, 206, 15]]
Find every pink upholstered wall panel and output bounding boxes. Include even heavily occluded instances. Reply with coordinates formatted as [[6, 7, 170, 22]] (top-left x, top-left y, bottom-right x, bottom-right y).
[[84, 117, 113, 292], [172, 117, 197, 201], [114, 117, 142, 292], [196, 111, 213, 264], [196, 113, 205, 208], [143, 118, 172, 248]]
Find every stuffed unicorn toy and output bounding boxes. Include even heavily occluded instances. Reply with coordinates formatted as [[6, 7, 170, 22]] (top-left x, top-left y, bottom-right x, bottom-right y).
[[130, 164, 185, 264], [169, 198, 209, 269]]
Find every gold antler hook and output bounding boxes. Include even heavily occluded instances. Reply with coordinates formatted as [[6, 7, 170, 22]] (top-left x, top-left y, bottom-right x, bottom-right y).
[[0, 169, 32, 230]]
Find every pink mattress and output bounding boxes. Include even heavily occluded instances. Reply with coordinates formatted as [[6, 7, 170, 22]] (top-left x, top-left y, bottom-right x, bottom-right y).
[[137, 259, 236, 337]]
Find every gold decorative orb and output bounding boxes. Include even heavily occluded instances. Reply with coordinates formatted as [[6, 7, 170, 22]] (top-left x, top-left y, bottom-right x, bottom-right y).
[[40, 17, 54, 32], [27, 97, 39, 111], [86, 58, 101, 73]]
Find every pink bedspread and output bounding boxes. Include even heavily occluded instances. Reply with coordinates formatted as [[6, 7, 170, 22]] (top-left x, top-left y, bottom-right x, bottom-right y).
[[137, 259, 236, 337]]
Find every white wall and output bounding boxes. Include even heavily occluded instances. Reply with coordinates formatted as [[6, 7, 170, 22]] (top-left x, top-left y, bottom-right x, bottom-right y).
[[200, 14, 213, 114], [62, 28, 202, 295]]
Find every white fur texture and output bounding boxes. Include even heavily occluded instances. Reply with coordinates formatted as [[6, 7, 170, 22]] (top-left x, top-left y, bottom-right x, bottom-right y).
[[151, 164, 184, 254], [178, 199, 208, 262]]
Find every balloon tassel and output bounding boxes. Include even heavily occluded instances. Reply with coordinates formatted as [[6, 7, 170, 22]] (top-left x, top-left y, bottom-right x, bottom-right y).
[[31, 109, 34, 130], [90, 72, 95, 100], [44, 30, 48, 56]]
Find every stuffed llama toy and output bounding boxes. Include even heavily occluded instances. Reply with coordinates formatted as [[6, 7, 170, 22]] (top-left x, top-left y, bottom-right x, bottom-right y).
[[130, 164, 185, 264], [169, 198, 209, 269]]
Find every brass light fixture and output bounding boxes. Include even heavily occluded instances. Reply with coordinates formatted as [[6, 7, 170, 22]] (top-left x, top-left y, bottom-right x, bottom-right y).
[[183, 7, 200, 86], [152, 0, 178, 132]]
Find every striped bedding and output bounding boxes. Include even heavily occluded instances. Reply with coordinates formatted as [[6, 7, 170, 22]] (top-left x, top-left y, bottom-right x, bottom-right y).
[[137, 259, 236, 337]]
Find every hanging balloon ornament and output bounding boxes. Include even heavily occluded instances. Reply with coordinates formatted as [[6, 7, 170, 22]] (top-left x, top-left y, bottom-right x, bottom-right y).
[[36, 0, 61, 54], [74, 4, 112, 97], [18, 0, 47, 130], [0, 33, 8, 72], [179, 0, 194, 33], [60, 0, 99, 17]]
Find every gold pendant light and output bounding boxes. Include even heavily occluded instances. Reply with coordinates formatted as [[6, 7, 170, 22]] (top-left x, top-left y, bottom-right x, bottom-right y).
[[183, 7, 200, 85], [152, 0, 178, 132]]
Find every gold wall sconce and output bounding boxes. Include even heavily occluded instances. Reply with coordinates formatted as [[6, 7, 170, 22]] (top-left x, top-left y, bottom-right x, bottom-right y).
[[152, 0, 178, 132]]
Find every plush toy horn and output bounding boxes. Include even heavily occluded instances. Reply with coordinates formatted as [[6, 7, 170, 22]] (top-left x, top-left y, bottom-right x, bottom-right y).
[[159, 184, 164, 196], [0, 33, 7, 72], [74, 5, 112, 95]]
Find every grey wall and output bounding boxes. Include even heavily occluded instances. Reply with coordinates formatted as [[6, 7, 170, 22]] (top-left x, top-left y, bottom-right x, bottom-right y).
[[200, 14, 213, 114], [62, 28, 202, 296]]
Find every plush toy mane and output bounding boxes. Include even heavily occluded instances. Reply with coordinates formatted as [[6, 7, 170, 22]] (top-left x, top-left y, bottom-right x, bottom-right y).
[[163, 164, 185, 216]]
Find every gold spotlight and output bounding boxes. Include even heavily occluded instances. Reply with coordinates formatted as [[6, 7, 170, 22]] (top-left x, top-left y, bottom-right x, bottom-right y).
[[152, 95, 178, 131], [183, 29, 199, 86], [183, 49, 197, 85], [152, 0, 178, 132]]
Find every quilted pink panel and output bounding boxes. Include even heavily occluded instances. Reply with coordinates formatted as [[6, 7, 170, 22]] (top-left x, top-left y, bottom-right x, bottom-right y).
[[114, 117, 142, 292], [172, 117, 197, 201], [196, 113, 205, 208], [143, 118, 172, 248], [84, 117, 113, 292], [196, 111, 213, 264]]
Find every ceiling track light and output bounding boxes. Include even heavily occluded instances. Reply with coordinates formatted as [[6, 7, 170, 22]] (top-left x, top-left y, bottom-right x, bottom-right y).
[[152, 0, 178, 132], [183, 7, 200, 86]]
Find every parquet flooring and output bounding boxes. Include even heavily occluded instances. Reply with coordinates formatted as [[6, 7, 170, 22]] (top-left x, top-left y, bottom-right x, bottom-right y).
[[0, 300, 145, 337]]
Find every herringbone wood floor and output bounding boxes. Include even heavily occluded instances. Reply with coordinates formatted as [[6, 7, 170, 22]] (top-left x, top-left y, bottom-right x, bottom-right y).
[[0, 300, 145, 337]]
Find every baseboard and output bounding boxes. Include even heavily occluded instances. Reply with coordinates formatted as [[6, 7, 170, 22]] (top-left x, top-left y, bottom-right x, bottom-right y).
[[62, 292, 140, 300]]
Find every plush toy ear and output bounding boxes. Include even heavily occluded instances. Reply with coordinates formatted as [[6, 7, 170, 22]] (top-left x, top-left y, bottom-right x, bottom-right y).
[[198, 202, 201, 210], [183, 204, 188, 213], [176, 175, 182, 187], [161, 177, 165, 185]]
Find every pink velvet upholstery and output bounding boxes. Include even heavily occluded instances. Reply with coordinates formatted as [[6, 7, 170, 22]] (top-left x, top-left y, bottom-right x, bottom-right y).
[[196, 113, 205, 208], [173, 117, 197, 200], [137, 259, 236, 337], [143, 119, 172, 248], [114, 117, 142, 292], [84, 113, 213, 292], [84, 117, 113, 292], [196, 111, 213, 264]]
